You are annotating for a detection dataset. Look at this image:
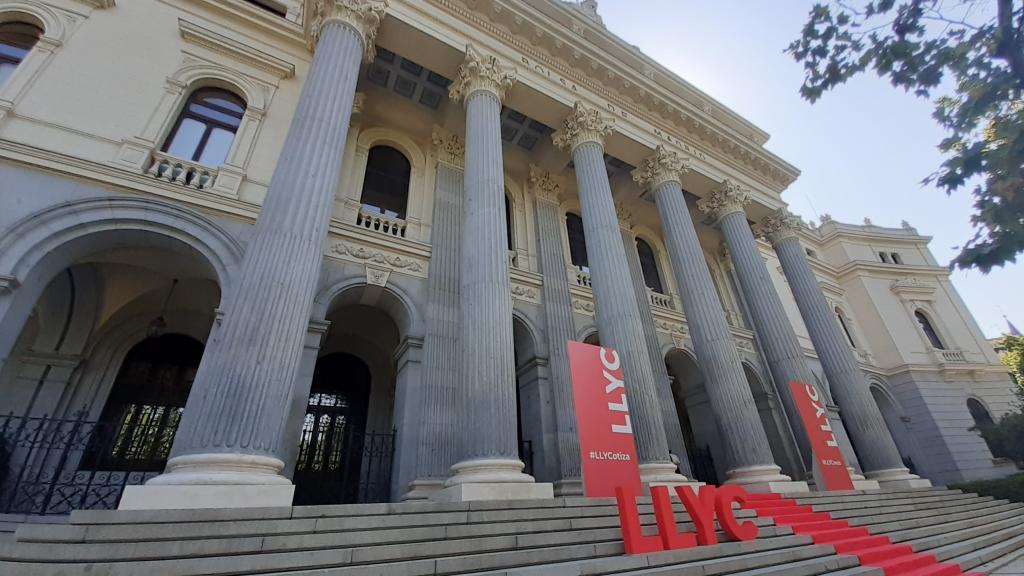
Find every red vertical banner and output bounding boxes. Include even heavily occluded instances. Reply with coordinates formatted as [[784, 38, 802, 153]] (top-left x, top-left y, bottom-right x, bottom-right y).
[[567, 341, 642, 498], [788, 380, 855, 491]]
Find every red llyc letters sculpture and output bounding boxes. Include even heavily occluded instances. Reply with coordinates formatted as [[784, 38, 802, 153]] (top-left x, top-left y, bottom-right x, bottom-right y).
[[615, 485, 759, 554]]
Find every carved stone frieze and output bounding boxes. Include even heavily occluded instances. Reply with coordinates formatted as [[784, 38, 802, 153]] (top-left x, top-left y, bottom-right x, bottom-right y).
[[890, 277, 936, 299], [552, 101, 614, 151], [756, 208, 803, 245], [448, 44, 517, 103], [309, 0, 387, 61], [631, 144, 690, 190], [655, 319, 687, 336], [432, 126, 465, 168], [696, 179, 750, 223], [529, 163, 562, 203], [329, 242, 424, 272], [572, 298, 595, 315], [511, 284, 538, 301]]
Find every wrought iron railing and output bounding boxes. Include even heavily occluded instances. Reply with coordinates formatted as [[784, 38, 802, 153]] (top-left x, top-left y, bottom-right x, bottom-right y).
[[0, 411, 172, 515], [291, 428, 395, 506]]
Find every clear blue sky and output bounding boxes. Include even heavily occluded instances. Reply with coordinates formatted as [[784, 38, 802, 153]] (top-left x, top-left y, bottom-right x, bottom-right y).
[[594, 0, 1021, 339]]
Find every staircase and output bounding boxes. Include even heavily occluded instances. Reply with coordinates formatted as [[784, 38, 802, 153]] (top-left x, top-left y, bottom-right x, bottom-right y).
[[0, 487, 1021, 576]]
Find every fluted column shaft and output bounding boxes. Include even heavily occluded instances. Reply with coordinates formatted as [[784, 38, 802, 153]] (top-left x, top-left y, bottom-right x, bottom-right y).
[[534, 192, 583, 490], [619, 225, 692, 476], [651, 182, 779, 477], [455, 89, 520, 465], [408, 161, 464, 496], [773, 234, 907, 474], [717, 211, 817, 477], [162, 20, 368, 481], [570, 144, 674, 474]]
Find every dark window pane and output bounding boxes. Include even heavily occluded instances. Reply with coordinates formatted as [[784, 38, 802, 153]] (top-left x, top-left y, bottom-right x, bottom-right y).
[[164, 118, 206, 159], [566, 213, 589, 270], [360, 146, 410, 219], [162, 88, 246, 165], [636, 238, 664, 293], [505, 194, 514, 250], [915, 311, 945, 349], [0, 21, 42, 87], [197, 127, 235, 165]]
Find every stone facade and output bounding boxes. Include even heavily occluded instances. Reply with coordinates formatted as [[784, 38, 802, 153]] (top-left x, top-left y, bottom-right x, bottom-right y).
[[0, 0, 1016, 510]]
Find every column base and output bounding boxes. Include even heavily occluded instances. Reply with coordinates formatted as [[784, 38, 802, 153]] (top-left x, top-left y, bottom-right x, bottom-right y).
[[866, 467, 932, 489], [554, 478, 584, 497], [146, 453, 292, 486], [434, 458, 553, 501], [639, 462, 700, 493], [724, 464, 809, 494], [119, 484, 295, 510], [403, 479, 446, 501], [852, 479, 882, 490]]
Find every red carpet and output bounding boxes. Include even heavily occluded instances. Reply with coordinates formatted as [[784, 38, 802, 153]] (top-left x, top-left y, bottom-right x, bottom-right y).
[[742, 493, 984, 576]]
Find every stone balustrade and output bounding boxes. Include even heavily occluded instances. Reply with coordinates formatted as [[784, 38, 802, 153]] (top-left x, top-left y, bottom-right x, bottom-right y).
[[507, 250, 518, 269], [647, 288, 674, 311], [145, 152, 218, 191], [940, 349, 967, 363], [572, 267, 592, 288], [356, 205, 407, 238]]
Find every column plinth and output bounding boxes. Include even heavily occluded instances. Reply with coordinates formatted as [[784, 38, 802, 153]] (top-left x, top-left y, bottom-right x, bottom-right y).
[[760, 209, 927, 488], [634, 147, 800, 492], [126, 4, 386, 510], [555, 105, 688, 488], [437, 46, 551, 501]]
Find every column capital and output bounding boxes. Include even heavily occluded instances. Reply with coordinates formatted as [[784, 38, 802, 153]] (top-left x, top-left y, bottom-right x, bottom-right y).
[[553, 101, 614, 151], [310, 0, 387, 61], [632, 145, 690, 189], [432, 125, 465, 168], [448, 44, 517, 104], [529, 164, 564, 204], [697, 179, 750, 223], [756, 208, 804, 245]]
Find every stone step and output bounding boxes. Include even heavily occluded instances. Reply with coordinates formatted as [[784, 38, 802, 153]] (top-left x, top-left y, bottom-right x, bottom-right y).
[[838, 497, 1006, 526], [805, 492, 980, 513], [968, 541, 1024, 574], [860, 502, 1023, 535]]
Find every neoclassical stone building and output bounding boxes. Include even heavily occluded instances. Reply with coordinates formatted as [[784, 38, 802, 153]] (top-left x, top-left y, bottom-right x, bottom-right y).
[[0, 0, 1017, 511]]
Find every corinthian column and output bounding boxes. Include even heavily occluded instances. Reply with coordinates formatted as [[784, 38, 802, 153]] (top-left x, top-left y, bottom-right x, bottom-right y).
[[633, 147, 800, 492], [438, 46, 551, 501], [531, 165, 582, 495], [553, 102, 687, 486], [120, 1, 387, 510], [759, 210, 929, 489]]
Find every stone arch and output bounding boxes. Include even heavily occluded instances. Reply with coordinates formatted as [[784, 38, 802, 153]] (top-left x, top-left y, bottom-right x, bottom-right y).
[[0, 1, 76, 120], [0, 197, 242, 369], [966, 396, 995, 427], [741, 360, 801, 478], [313, 275, 424, 340], [868, 378, 917, 471], [169, 62, 268, 113], [576, 325, 598, 344], [911, 306, 949, 350], [0, 1, 66, 45]]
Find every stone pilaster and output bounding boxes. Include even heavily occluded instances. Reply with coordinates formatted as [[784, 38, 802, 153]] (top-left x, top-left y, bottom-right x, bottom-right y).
[[439, 46, 550, 501], [617, 214, 691, 476], [405, 129, 465, 500], [531, 165, 583, 495], [760, 209, 928, 488], [553, 103, 686, 485], [124, 2, 387, 510], [634, 148, 796, 491]]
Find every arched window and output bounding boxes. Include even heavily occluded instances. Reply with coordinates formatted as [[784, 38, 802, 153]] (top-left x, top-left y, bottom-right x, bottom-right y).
[[82, 334, 203, 472], [162, 88, 246, 166], [566, 212, 589, 272], [505, 193, 514, 251], [967, 398, 995, 428], [0, 21, 43, 88], [915, 310, 945, 349], [636, 238, 664, 294], [835, 307, 857, 348], [360, 145, 411, 219]]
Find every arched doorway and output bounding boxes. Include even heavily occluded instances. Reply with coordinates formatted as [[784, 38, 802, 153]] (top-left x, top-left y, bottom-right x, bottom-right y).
[[292, 353, 373, 506], [665, 348, 723, 484], [513, 315, 551, 481], [742, 362, 802, 480], [870, 384, 918, 473]]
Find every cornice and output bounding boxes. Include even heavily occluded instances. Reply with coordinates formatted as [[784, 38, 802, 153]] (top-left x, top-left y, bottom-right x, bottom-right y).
[[834, 261, 950, 281], [422, 0, 799, 192], [179, 19, 296, 79]]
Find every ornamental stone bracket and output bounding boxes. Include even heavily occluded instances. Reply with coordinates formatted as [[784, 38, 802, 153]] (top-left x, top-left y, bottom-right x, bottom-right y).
[[552, 101, 614, 151], [327, 241, 427, 277], [696, 179, 750, 225], [365, 264, 391, 287], [631, 145, 690, 190], [448, 43, 517, 103], [432, 126, 466, 169], [307, 0, 387, 60]]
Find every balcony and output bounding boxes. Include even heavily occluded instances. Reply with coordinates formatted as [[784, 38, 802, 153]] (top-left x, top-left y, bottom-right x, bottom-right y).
[[647, 288, 674, 311], [356, 206, 407, 238], [145, 151, 217, 191], [573, 268, 592, 288], [939, 349, 967, 363]]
